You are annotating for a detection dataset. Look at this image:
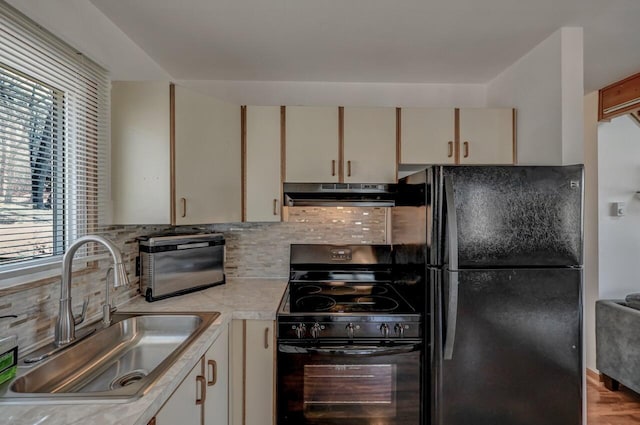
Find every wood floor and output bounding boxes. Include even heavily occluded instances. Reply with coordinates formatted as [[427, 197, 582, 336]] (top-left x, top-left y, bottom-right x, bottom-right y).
[[588, 373, 640, 424]]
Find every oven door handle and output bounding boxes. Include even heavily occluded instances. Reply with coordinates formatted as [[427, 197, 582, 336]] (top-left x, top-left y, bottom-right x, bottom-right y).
[[278, 343, 422, 356]]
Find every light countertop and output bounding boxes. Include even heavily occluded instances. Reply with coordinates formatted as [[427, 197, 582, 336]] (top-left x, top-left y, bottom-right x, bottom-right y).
[[2, 278, 288, 425]]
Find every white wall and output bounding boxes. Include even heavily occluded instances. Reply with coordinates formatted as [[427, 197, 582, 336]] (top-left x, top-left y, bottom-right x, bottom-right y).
[[583, 91, 599, 371], [6, 0, 170, 80], [598, 114, 640, 299], [487, 28, 584, 165], [176, 80, 487, 108]]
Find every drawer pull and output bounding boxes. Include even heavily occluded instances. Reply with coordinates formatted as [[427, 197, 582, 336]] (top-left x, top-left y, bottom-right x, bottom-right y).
[[347, 160, 352, 177], [448, 141, 453, 158], [195, 375, 206, 405], [181, 198, 187, 218], [264, 327, 270, 349], [273, 199, 278, 216], [207, 360, 217, 386], [331, 160, 336, 176], [463, 141, 469, 158]]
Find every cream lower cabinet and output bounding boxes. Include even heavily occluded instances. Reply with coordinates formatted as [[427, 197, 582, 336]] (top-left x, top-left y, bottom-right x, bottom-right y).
[[153, 324, 229, 425], [245, 106, 282, 222], [155, 358, 204, 425], [204, 322, 229, 425], [231, 319, 275, 425]]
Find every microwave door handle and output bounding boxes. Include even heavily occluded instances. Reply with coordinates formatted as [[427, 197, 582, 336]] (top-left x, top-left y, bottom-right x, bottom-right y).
[[278, 343, 421, 356], [443, 177, 459, 361]]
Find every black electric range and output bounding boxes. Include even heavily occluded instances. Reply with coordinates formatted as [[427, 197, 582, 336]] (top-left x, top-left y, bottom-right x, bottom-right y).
[[276, 244, 424, 425]]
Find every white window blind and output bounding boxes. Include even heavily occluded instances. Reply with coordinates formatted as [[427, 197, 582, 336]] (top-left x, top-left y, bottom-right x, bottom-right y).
[[0, 2, 110, 270]]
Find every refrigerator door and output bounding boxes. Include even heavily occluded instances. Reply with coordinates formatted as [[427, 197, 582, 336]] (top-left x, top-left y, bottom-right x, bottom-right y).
[[436, 268, 582, 425], [442, 165, 583, 268]]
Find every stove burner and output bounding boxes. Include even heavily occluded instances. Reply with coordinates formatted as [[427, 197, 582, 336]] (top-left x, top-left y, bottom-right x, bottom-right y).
[[296, 295, 336, 312], [330, 286, 357, 295], [354, 296, 399, 312], [296, 285, 322, 295]]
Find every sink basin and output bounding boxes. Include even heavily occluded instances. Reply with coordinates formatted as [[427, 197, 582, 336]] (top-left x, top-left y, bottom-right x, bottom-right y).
[[0, 311, 219, 404]]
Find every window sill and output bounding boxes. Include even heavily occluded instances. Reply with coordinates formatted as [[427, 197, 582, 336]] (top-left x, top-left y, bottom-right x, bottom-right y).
[[0, 256, 104, 296]]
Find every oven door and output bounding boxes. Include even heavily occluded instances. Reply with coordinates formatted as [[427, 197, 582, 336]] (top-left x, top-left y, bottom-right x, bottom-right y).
[[277, 342, 422, 425]]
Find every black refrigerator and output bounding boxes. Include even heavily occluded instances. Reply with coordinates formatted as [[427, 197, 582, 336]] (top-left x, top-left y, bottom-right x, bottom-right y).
[[394, 165, 583, 425]]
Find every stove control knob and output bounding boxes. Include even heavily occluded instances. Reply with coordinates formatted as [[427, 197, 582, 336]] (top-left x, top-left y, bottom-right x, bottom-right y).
[[394, 323, 405, 338], [296, 323, 307, 339], [311, 323, 322, 339], [380, 323, 390, 338], [346, 323, 355, 339]]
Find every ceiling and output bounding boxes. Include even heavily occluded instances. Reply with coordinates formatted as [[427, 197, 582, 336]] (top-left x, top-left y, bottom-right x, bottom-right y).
[[88, 0, 640, 91]]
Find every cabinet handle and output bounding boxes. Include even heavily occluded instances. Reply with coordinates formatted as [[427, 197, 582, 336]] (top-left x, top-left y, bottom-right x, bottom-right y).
[[181, 198, 187, 218], [195, 375, 206, 405], [264, 327, 270, 349], [273, 199, 278, 216], [463, 141, 469, 158], [447, 141, 453, 158], [331, 160, 336, 177], [207, 360, 217, 386], [347, 160, 352, 177]]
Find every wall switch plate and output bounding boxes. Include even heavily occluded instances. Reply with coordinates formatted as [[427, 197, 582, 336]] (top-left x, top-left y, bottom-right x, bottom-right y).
[[613, 202, 626, 217]]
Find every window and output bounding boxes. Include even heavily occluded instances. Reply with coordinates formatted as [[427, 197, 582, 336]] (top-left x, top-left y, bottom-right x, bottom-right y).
[[0, 3, 109, 272]]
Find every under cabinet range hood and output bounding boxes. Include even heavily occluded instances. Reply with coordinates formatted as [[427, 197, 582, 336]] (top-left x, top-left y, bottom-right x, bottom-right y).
[[283, 183, 397, 207]]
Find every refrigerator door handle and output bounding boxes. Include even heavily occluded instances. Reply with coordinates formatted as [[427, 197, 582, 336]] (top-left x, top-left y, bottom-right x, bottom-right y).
[[443, 177, 459, 361], [443, 272, 459, 360], [444, 177, 458, 270]]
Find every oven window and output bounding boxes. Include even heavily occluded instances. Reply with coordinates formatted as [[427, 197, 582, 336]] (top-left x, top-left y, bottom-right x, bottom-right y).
[[303, 364, 396, 418]]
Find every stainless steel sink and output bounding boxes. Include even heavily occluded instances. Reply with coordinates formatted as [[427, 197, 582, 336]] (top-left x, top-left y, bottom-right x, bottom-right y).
[[0, 311, 219, 404]]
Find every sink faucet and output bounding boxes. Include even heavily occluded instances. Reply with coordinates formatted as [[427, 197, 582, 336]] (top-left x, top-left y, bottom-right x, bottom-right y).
[[55, 235, 130, 347]]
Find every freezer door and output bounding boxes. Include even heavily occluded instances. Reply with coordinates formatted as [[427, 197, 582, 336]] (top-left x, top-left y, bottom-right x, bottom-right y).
[[436, 268, 582, 425], [443, 165, 583, 268]]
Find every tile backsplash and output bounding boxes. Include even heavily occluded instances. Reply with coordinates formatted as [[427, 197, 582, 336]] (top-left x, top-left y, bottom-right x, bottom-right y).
[[0, 206, 388, 354]]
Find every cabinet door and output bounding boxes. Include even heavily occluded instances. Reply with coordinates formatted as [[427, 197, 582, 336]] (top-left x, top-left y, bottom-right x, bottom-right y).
[[246, 106, 281, 222], [245, 320, 275, 425], [400, 108, 455, 165], [286, 106, 339, 182], [458, 108, 514, 165], [175, 86, 242, 224], [204, 324, 230, 425], [155, 358, 203, 425], [111, 81, 171, 225], [343, 107, 397, 183]]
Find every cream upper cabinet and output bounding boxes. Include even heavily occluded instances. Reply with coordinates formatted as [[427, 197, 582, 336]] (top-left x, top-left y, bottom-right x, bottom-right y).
[[458, 108, 514, 165], [246, 106, 281, 222], [111, 82, 171, 225], [155, 358, 203, 425], [111, 82, 241, 225], [285, 106, 339, 182], [400, 108, 455, 164], [204, 324, 229, 425], [343, 107, 397, 183], [174, 86, 241, 225]]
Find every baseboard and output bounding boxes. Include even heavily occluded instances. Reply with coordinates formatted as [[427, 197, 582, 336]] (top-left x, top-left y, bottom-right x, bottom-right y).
[[586, 368, 601, 381]]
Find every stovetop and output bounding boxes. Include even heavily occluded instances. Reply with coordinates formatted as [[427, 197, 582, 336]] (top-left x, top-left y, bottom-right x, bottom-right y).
[[288, 281, 415, 314], [277, 244, 423, 341]]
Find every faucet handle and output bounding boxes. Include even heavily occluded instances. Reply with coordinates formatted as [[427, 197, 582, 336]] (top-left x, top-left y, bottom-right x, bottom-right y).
[[74, 296, 90, 325]]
